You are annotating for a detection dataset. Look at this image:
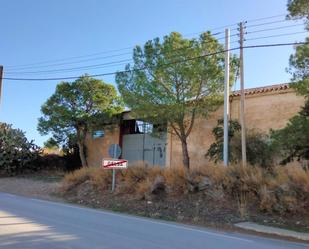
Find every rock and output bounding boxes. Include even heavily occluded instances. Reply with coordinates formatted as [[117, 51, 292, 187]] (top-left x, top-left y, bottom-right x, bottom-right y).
[[150, 176, 166, 195], [187, 176, 213, 192], [177, 215, 185, 221], [198, 176, 212, 191], [193, 217, 199, 222]]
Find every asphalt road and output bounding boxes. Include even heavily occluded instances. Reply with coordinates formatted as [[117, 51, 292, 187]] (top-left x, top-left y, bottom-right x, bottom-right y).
[[0, 192, 307, 249]]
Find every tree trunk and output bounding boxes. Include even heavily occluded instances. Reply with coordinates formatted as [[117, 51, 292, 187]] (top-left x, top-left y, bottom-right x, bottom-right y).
[[77, 141, 88, 167], [180, 137, 190, 170], [76, 127, 88, 167]]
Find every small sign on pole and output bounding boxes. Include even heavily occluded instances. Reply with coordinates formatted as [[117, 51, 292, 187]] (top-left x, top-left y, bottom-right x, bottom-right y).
[[102, 159, 128, 169], [103, 144, 126, 192]]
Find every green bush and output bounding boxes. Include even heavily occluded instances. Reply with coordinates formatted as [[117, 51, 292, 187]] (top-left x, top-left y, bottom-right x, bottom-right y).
[[0, 123, 40, 175], [230, 130, 275, 168], [271, 100, 309, 164], [206, 119, 275, 168]]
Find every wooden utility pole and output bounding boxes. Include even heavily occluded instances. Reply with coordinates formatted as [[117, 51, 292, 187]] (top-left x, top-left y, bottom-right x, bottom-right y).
[[223, 29, 230, 167], [0, 66, 3, 106], [239, 22, 247, 167]]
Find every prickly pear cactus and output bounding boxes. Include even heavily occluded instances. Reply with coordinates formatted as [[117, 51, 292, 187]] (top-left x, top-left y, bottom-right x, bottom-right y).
[[0, 123, 40, 175]]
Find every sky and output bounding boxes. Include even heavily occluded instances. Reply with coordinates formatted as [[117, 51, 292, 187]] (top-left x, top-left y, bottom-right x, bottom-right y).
[[0, 0, 307, 146]]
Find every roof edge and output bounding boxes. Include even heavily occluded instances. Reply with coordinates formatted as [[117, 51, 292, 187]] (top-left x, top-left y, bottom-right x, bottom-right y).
[[231, 83, 291, 97]]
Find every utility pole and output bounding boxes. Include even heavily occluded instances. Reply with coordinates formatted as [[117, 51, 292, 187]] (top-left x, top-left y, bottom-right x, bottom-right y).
[[239, 22, 247, 167], [223, 29, 230, 167], [0, 66, 3, 106]]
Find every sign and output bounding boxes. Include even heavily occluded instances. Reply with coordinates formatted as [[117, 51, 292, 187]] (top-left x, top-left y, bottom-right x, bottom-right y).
[[102, 159, 128, 169], [108, 144, 121, 159], [92, 130, 104, 138], [106, 144, 124, 192]]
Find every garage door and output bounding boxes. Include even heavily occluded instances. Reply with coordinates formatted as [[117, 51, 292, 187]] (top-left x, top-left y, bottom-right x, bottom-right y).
[[122, 133, 167, 167]]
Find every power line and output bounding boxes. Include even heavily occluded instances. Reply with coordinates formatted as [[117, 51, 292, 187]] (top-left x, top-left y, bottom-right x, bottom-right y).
[[5, 14, 292, 70], [3, 42, 307, 81], [6, 34, 242, 75], [6, 32, 239, 73], [5, 52, 133, 71], [245, 14, 286, 23], [246, 23, 305, 34], [245, 31, 308, 41], [6, 29, 306, 76], [5, 59, 133, 75], [5, 30, 230, 70], [5, 47, 134, 69], [246, 19, 297, 28]]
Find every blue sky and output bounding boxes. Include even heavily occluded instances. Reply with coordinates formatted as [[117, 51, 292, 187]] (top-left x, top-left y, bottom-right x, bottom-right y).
[[0, 0, 307, 146]]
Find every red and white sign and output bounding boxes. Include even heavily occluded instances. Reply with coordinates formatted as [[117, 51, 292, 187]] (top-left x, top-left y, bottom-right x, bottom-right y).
[[102, 159, 128, 169]]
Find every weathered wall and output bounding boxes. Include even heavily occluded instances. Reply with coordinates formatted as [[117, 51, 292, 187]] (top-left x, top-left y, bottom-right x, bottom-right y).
[[167, 88, 305, 168], [85, 127, 120, 167], [85, 86, 305, 168]]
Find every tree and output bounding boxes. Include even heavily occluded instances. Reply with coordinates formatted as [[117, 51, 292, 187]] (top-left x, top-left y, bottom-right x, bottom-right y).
[[270, 1, 309, 164], [271, 102, 309, 164], [44, 137, 59, 149], [116, 32, 238, 169], [0, 123, 40, 175], [287, 0, 309, 29], [287, 0, 309, 97], [288, 37, 309, 97], [38, 75, 124, 167]]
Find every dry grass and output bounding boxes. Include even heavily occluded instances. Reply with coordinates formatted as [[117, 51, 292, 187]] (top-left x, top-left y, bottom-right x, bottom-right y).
[[59, 163, 309, 215], [60, 167, 111, 192], [163, 167, 187, 195]]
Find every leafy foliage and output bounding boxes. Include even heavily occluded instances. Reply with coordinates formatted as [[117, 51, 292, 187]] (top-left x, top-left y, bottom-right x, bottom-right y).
[[206, 119, 241, 163], [287, 0, 309, 29], [271, 101, 309, 164], [289, 37, 309, 97], [116, 32, 238, 169], [44, 137, 59, 149], [207, 119, 274, 168], [273, 0, 309, 164], [0, 123, 40, 175], [38, 75, 124, 167], [230, 130, 275, 168]]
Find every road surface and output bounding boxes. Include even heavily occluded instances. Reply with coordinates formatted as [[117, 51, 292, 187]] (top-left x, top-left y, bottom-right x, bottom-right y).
[[0, 192, 307, 249]]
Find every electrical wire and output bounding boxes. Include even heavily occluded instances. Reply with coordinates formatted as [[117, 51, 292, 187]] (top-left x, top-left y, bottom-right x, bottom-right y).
[[245, 31, 308, 41], [6, 34, 242, 75], [246, 23, 305, 34], [3, 42, 307, 81], [5, 14, 293, 70], [6, 29, 306, 76]]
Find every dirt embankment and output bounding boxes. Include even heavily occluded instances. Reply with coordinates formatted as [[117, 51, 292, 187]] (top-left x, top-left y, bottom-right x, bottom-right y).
[[0, 177, 61, 201]]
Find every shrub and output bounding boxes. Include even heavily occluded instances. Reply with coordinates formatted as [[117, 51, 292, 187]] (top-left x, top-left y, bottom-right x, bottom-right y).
[[271, 100, 309, 164], [230, 130, 275, 168], [163, 167, 187, 195], [60, 167, 111, 192], [205, 119, 274, 168], [206, 119, 241, 163], [118, 163, 150, 194], [59, 163, 309, 216], [0, 123, 40, 175], [206, 119, 275, 168]]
